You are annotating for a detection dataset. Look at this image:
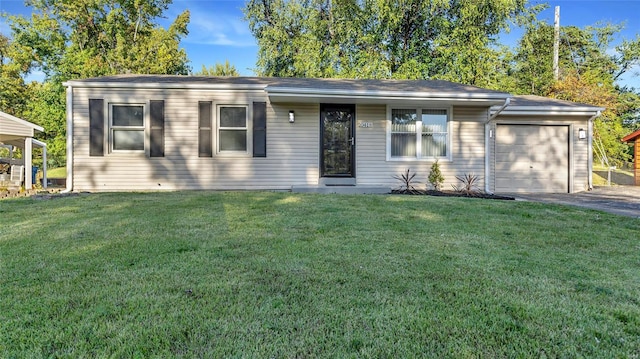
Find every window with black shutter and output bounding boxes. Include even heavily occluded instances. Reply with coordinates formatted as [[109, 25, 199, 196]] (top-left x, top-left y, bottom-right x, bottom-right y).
[[149, 100, 164, 157], [89, 99, 104, 156], [253, 102, 267, 157], [198, 102, 213, 157]]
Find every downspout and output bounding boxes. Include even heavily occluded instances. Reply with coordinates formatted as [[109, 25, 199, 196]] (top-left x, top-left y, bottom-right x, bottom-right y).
[[485, 98, 511, 193], [62, 85, 73, 193], [488, 97, 511, 122], [587, 110, 601, 191]]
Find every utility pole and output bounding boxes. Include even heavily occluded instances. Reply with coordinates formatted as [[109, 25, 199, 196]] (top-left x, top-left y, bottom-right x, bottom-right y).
[[553, 6, 560, 81]]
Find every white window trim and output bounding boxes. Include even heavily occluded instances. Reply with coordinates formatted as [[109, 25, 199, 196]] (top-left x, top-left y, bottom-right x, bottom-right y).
[[108, 102, 147, 155], [386, 105, 452, 162], [215, 103, 252, 156]]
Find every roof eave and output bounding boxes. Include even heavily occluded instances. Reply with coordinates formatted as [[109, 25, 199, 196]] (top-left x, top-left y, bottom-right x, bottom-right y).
[[622, 129, 640, 142], [0, 111, 44, 132], [62, 80, 267, 91], [266, 86, 510, 101]]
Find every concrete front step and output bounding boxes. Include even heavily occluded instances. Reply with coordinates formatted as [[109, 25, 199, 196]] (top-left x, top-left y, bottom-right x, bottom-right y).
[[291, 185, 391, 194]]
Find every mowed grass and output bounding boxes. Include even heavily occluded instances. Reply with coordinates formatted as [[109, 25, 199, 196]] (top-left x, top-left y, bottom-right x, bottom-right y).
[[1, 192, 639, 358], [45, 167, 67, 178]]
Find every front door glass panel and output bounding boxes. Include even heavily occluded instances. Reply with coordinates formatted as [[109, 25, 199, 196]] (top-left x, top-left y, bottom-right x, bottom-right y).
[[321, 105, 355, 177]]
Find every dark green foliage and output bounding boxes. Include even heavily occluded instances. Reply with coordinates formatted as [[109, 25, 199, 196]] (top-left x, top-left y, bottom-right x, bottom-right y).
[[243, 0, 535, 85], [195, 61, 240, 76]]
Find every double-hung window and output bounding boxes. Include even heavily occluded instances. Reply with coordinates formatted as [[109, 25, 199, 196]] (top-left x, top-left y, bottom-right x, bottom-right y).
[[389, 108, 449, 159], [218, 105, 248, 153], [111, 104, 145, 151]]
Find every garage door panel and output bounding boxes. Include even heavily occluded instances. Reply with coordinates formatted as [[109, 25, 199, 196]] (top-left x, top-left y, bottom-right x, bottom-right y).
[[530, 178, 568, 192], [498, 126, 540, 142], [495, 152, 530, 163], [530, 171, 567, 182], [495, 162, 532, 172], [495, 125, 569, 193]]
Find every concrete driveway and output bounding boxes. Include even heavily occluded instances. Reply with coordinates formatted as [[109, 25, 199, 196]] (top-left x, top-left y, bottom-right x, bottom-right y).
[[507, 186, 640, 218]]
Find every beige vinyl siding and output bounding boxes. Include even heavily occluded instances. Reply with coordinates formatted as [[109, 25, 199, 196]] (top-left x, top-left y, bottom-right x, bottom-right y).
[[488, 116, 590, 193], [356, 105, 487, 190], [72, 87, 320, 191], [0, 117, 34, 137]]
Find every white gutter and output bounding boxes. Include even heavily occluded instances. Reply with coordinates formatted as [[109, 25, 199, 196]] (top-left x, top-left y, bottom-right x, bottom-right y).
[[487, 97, 511, 122], [495, 109, 605, 116], [587, 110, 602, 191], [62, 85, 73, 193], [485, 98, 510, 193]]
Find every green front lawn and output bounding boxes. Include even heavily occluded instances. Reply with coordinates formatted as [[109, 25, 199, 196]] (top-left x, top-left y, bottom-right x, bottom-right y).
[[1, 192, 638, 358], [38, 166, 66, 179]]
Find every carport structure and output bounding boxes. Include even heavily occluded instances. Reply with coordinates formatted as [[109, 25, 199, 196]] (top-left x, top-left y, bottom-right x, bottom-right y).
[[0, 110, 47, 189], [622, 129, 640, 186]]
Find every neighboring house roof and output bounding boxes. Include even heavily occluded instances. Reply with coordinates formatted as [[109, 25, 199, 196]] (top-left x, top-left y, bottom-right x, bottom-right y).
[[622, 129, 640, 142], [63, 75, 511, 105], [493, 95, 604, 116], [0, 110, 44, 133], [0, 110, 44, 148]]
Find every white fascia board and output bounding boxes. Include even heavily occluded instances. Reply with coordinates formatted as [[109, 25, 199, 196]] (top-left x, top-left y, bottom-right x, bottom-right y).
[[495, 108, 604, 116], [269, 93, 506, 106], [32, 138, 47, 148], [62, 81, 267, 91], [0, 111, 44, 132], [266, 86, 510, 101], [493, 105, 606, 115]]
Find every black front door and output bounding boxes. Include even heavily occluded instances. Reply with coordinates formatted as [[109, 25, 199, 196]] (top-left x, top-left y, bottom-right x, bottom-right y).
[[320, 104, 355, 177]]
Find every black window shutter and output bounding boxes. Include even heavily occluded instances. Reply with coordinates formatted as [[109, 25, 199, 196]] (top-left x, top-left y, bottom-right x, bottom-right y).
[[198, 102, 212, 157], [253, 102, 267, 157], [150, 100, 164, 157], [89, 99, 104, 156]]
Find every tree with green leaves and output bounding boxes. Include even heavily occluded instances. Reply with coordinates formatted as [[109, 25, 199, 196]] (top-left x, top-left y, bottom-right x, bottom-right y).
[[243, 0, 541, 86], [5, 0, 191, 79], [1, 0, 191, 167], [510, 21, 640, 165], [195, 61, 240, 76], [0, 34, 28, 117]]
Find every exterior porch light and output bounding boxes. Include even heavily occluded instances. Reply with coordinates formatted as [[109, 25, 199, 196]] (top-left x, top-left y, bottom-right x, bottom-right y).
[[578, 128, 587, 140], [289, 110, 295, 123]]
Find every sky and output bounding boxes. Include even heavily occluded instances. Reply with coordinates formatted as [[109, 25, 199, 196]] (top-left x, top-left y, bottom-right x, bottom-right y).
[[1, 0, 640, 88]]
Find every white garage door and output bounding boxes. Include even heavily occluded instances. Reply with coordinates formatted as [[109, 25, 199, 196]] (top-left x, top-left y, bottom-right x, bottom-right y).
[[495, 125, 569, 193]]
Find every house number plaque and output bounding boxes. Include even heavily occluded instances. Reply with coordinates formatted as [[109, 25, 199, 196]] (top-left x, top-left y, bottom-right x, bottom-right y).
[[359, 122, 373, 128]]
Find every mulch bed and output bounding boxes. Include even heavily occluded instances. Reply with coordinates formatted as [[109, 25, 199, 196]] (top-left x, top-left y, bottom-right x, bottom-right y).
[[391, 189, 515, 200]]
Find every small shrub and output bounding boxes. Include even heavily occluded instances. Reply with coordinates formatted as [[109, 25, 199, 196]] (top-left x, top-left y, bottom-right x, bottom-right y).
[[452, 173, 481, 196], [428, 160, 445, 191], [393, 168, 421, 194]]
